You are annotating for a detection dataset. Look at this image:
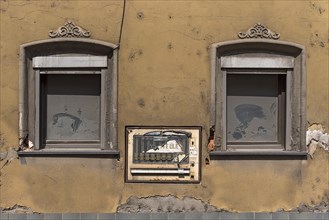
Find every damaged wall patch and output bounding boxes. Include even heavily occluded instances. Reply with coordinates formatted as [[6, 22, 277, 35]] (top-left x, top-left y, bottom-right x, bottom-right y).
[[117, 195, 219, 213], [306, 124, 329, 158]]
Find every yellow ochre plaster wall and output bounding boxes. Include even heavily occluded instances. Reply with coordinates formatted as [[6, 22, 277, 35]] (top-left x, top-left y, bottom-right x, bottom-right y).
[[0, 0, 328, 213]]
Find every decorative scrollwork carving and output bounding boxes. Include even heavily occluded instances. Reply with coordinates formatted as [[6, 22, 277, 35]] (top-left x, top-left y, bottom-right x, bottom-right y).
[[49, 20, 91, 38], [238, 23, 280, 40]]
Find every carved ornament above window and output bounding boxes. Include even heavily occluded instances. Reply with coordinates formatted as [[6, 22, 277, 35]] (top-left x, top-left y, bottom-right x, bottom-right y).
[[49, 20, 91, 38], [238, 23, 280, 40]]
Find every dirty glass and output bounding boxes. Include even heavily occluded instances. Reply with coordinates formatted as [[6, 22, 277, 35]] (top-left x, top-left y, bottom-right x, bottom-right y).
[[41, 74, 101, 142], [227, 74, 283, 143]]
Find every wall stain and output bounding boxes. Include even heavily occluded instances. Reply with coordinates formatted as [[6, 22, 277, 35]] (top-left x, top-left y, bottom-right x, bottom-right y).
[[309, 1, 326, 15], [1, 204, 33, 214], [129, 49, 143, 62], [310, 32, 325, 47], [137, 99, 145, 108], [0, 5, 7, 13], [137, 12, 144, 20], [167, 42, 173, 50]]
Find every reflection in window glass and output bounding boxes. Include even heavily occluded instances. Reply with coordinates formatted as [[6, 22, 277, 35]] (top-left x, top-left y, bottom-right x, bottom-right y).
[[41, 74, 101, 142], [227, 74, 284, 144]]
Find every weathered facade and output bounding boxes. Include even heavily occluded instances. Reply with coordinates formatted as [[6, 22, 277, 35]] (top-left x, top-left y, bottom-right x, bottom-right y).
[[0, 0, 328, 214]]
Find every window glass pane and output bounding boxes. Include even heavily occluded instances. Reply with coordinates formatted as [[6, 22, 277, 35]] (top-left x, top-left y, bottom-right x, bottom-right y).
[[227, 74, 281, 143], [41, 74, 101, 141]]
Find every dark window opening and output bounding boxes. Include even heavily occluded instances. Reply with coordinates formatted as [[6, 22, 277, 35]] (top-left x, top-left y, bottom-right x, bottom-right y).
[[226, 72, 286, 149], [40, 74, 101, 148]]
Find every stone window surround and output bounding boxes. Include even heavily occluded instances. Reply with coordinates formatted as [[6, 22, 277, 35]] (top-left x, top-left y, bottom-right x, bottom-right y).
[[18, 38, 119, 157], [210, 39, 307, 156]]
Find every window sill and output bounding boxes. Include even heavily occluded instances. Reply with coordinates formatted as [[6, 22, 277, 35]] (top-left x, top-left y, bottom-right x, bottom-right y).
[[209, 150, 308, 160], [18, 149, 120, 158]]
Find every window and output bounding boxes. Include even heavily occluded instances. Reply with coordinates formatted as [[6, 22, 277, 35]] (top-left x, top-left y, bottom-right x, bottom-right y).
[[210, 40, 306, 153], [19, 39, 118, 153], [33, 56, 107, 149]]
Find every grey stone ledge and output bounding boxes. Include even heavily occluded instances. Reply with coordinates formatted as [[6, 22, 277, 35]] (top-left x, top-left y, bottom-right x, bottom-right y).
[[209, 151, 308, 160]]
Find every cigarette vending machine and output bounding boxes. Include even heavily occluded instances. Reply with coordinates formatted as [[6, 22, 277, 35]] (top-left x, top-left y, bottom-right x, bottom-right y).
[[126, 126, 201, 183]]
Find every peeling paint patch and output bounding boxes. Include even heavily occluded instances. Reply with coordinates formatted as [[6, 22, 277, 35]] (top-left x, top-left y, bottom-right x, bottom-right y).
[[117, 195, 218, 213], [306, 124, 329, 158], [1, 204, 33, 214], [196, 49, 202, 57]]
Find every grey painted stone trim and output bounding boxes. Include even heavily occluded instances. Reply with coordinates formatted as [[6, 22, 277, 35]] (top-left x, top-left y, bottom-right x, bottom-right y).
[[49, 21, 91, 38], [32, 56, 108, 68], [19, 38, 118, 152], [221, 56, 294, 68], [238, 23, 280, 40]]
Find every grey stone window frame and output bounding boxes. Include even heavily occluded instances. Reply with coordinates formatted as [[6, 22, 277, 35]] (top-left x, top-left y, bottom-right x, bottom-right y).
[[210, 39, 307, 154], [19, 38, 118, 155]]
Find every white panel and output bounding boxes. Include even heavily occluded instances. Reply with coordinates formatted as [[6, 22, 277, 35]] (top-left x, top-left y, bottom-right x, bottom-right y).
[[221, 56, 294, 68], [33, 56, 107, 68], [130, 169, 190, 175]]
